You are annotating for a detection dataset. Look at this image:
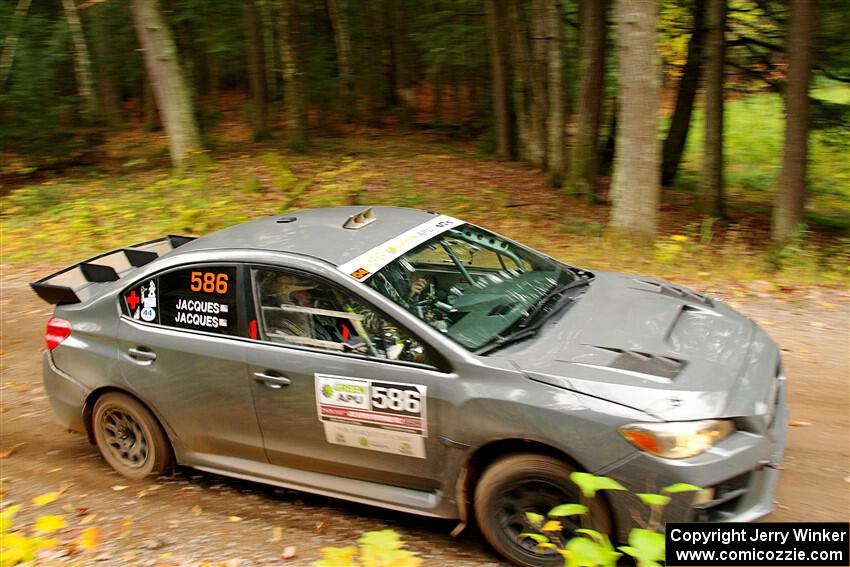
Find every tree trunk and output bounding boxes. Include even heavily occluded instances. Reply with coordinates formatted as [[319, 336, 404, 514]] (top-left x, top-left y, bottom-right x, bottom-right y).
[[131, 0, 203, 168], [661, 0, 705, 187], [545, 0, 565, 185], [327, 0, 354, 119], [567, 0, 607, 199], [62, 0, 98, 114], [485, 0, 513, 158], [90, 4, 122, 126], [260, 0, 278, 101], [610, 0, 661, 239], [700, 0, 725, 216], [245, 0, 269, 138], [279, 0, 307, 147], [0, 0, 32, 91], [508, 0, 545, 167], [772, 0, 818, 241]]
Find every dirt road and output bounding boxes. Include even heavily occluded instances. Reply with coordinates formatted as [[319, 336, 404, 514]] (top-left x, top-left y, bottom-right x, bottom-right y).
[[1, 269, 848, 566]]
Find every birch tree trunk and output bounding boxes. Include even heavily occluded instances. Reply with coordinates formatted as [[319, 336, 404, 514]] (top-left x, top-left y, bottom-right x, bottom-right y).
[[131, 0, 203, 169], [62, 0, 97, 114], [0, 0, 31, 91], [700, 0, 725, 216], [545, 0, 565, 185], [772, 0, 818, 241], [661, 0, 705, 187], [279, 0, 307, 147], [245, 0, 269, 138], [610, 0, 661, 239], [567, 0, 607, 199], [485, 0, 513, 158]]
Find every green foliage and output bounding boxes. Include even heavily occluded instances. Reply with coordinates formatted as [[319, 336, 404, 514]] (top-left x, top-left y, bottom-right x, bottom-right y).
[[569, 472, 626, 499], [636, 493, 671, 507], [548, 504, 589, 518], [313, 529, 422, 567], [518, 473, 703, 567]]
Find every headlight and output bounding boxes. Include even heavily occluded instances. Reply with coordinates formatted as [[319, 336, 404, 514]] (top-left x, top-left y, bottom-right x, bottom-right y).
[[618, 420, 735, 459]]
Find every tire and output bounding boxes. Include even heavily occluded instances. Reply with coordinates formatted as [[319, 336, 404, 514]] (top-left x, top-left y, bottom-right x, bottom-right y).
[[92, 392, 172, 480], [474, 454, 612, 567]]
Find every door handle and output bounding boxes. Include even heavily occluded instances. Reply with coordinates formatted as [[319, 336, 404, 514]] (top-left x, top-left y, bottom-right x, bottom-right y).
[[253, 372, 291, 389], [128, 347, 157, 362]]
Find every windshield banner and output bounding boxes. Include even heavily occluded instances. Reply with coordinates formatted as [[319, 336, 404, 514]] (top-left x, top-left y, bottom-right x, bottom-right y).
[[337, 214, 463, 281]]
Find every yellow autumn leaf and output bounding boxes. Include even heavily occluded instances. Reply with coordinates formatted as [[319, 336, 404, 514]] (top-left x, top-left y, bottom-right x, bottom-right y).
[[191, 505, 202, 516], [228, 516, 242, 522], [541, 520, 562, 532], [78, 526, 101, 551], [34, 514, 67, 533], [32, 492, 62, 507], [1, 504, 22, 518]]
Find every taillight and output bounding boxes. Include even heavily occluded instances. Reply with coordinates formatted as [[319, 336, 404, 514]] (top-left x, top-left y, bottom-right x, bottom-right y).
[[45, 317, 71, 351]]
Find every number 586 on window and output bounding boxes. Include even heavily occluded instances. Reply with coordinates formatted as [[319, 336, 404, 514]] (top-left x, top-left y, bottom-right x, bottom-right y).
[[190, 271, 228, 294]]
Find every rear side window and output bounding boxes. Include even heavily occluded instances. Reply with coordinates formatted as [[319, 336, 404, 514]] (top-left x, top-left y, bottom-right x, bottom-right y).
[[121, 266, 239, 336]]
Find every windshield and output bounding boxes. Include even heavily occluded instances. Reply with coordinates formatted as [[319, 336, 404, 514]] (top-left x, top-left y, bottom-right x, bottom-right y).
[[366, 225, 575, 351]]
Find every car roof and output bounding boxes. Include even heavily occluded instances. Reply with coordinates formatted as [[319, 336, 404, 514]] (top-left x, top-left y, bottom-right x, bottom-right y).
[[174, 206, 442, 267]]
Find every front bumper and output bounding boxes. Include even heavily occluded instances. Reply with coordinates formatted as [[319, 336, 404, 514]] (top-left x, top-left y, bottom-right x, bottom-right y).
[[603, 377, 789, 541], [42, 350, 89, 433]]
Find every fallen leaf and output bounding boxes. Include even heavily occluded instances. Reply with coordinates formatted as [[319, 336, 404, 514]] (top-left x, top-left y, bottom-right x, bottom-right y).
[[315, 520, 328, 533], [271, 527, 283, 542], [34, 514, 67, 533], [191, 505, 202, 516], [118, 518, 133, 538], [757, 319, 775, 327], [78, 527, 101, 551], [111, 485, 128, 491], [0, 443, 24, 459], [789, 419, 811, 427], [33, 491, 63, 507], [80, 513, 97, 526], [228, 515, 242, 523], [282, 546, 297, 560]]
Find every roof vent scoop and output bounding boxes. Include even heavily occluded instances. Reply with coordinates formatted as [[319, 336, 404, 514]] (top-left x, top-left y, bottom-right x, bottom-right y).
[[343, 207, 377, 230]]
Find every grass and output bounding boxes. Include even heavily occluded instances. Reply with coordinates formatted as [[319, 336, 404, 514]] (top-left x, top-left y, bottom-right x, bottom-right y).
[[678, 81, 850, 223], [1, 90, 848, 288]]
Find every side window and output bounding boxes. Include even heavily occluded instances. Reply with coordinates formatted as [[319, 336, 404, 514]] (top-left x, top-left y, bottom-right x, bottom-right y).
[[121, 266, 239, 336], [252, 268, 432, 365]]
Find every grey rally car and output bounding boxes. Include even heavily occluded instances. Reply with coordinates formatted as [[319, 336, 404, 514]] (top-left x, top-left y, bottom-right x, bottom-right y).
[[32, 206, 788, 566]]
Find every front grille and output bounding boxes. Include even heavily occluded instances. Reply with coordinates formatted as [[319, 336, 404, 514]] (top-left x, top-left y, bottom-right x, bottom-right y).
[[693, 471, 752, 521]]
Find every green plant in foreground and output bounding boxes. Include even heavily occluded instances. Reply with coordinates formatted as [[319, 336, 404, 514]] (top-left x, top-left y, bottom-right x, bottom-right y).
[[314, 529, 422, 567], [520, 473, 702, 567]]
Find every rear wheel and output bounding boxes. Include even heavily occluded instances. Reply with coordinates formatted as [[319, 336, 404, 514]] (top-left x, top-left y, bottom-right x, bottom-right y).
[[474, 454, 612, 567], [92, 392, 172, 480]]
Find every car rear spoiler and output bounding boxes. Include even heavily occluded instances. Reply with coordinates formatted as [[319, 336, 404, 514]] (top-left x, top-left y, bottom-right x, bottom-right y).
[[30, 235, 196, 305]]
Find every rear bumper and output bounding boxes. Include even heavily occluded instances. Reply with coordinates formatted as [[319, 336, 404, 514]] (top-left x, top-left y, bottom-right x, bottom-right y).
[[42, 350, 89, 433]]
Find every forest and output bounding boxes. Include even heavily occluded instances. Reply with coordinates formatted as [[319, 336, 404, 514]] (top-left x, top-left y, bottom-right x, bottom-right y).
[[0, 0, 848, 280]]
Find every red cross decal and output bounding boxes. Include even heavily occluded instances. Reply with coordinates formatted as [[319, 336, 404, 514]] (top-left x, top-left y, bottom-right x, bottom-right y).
[[126, 290, 140, 310]]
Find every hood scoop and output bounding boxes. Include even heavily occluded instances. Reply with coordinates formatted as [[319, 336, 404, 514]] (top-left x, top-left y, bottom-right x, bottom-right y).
[[575, 346, 686, 381], [632, 278, 714, 307]]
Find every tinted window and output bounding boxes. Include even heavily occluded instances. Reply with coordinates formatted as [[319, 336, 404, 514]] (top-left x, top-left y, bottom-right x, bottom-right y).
[[252, 268, 433, 365], [121, 266, 239, 336]]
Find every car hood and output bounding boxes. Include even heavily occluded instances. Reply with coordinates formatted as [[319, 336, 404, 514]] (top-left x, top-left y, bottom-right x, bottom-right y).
[[509, 272, 780, 421]]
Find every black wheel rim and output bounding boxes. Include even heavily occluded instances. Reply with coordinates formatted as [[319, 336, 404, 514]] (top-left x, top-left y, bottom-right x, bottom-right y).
[[493, 478, 580, 562], [100, 408, 148, 469]]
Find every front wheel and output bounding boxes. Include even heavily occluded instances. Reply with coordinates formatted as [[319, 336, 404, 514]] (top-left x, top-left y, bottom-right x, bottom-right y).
[[92, 392, 172, 480], [474, 454, 612, 567]]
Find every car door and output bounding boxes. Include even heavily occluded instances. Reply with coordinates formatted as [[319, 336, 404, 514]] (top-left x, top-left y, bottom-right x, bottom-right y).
[[244, 266, 452, 491], [117, 264, 266, 463]]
